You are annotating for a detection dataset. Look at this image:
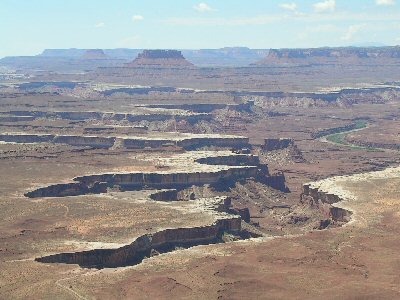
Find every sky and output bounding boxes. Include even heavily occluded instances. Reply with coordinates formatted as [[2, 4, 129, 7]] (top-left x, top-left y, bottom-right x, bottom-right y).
[[1, 0, 400, 57]]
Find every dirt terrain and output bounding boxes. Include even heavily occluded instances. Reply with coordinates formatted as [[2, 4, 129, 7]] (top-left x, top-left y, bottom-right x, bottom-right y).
[[345, 120, 400, 150], [0, 47, 400, 299]]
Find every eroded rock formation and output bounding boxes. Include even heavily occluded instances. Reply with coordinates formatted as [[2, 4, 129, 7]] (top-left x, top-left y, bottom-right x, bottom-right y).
[[301, 182, 353, 224], [80, 49, 109, 60], [256, 46, 400, 66], [0, 133, 249, 150], [25, 166, 260, 198], [262, 138, 294, 151], [265, 172, 289, 192], [35, 196, 243, 268], [127, 50, 194, 68], [1, 109, 211, 123]]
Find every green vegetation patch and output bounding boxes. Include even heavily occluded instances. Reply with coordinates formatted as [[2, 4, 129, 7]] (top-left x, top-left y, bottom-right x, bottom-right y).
[[353, 120, 368, 130], [326, 133, 347, 145], [325, 120, 379, 151]]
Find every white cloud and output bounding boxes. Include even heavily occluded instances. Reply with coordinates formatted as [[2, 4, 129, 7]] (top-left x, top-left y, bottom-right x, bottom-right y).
[[376, 0, 396, 5], [132, 15, 144, 22], [341, 24, 366, 41], [280, 2, 297, 11], [162, 12, 400, 27], [164, 15, 286, 26], [194, 3, 213, 13], [313, 0, 336, 13], [94, 22, 105, 28]]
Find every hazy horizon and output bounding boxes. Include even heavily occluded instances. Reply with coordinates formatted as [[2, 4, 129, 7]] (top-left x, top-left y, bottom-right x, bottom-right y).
[[1, 0, 400, 58], [6, 43, 400, 55]]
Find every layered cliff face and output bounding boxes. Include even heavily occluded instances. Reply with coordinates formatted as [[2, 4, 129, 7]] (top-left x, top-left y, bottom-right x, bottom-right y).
[[2, 109, 210, 122], [301, 167, 400, 231], [301, 181, 353, 224], [24, 151, 274, 199], [260, 138, 304, 164], [35, 215, 242, 269], [0, 116, 35, 122], [262, 138, 294, 151], [256, 46, 400, 66], [25, 164, 260, 198], [29, 151, 268, 269], [0, 133, 249, 150], [25, 166, 260, 198], [127, 50, 194, 68]]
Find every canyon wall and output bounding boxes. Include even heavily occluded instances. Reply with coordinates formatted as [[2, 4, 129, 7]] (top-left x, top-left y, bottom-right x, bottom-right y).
[[302, 183, 352, 223], [149, 189, 179, 201], [25, 167, 260, 198], [195, 154, 260, 166], [1, 110, 211, 123], [35, 217, 241, 268], [0, 134, 54, 143], [53, 136, 116, 148], [0, 116, 35, 122], [262, 138, 294, 151], [0, 133, 249, 150], [265, 172, 289, 192]]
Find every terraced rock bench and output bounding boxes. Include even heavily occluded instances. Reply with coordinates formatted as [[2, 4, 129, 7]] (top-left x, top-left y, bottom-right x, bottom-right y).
[[35, 196, 242, 269], [0, 133, 249, 150]]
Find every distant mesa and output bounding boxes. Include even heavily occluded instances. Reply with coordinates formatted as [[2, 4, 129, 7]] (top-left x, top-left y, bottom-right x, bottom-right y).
[[255, 46, 400, 66], [126, 50, 194, 68], [80, 49, 109, 60], [138, 50, 185, 59]]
